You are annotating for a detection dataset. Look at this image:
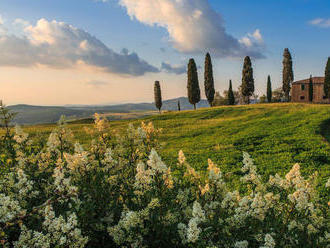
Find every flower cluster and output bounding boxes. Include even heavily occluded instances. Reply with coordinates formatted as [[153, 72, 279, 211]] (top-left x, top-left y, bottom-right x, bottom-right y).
[[0, 114, 329, 248]]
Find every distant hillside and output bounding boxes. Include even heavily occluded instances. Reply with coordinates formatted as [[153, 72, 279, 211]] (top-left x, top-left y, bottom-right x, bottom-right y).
[[8, 97, 209, 125]]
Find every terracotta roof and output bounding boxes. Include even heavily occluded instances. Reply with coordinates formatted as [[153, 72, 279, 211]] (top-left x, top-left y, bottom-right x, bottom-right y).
[[292, 77, 324, 85]]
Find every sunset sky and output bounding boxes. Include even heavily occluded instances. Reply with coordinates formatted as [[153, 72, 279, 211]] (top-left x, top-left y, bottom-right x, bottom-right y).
[[0, 0, 329, 105]]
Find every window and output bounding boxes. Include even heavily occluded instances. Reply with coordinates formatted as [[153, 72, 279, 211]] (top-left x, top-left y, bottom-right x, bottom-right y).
[[300, 96, 305, 100], [301, 84, 305, 90], [323, 96, 327, 100]]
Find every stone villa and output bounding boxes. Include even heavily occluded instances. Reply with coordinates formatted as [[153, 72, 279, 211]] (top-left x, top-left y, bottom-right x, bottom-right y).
[[291, 77, 329, 103]]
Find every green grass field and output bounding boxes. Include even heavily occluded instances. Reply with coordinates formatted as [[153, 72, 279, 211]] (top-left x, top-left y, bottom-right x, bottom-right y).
[[20, 103, 330, 187]]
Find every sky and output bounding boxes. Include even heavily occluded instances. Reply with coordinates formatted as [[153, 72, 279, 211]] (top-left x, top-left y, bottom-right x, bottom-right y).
[[0, 0, 329, 105]]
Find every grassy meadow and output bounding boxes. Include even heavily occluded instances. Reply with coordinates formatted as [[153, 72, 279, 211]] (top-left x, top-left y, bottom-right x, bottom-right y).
[[18, 103, 330, 189]]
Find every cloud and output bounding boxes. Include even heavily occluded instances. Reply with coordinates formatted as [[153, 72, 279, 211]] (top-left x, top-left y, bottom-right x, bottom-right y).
[[86, 80, 110, 88], [13, 18, 30, 27], [0, 15, 7, 34], [309, 18, 330, 28], [0, 18, 159, 76], [119, 0, 265, 58], [161, 62, 186, 75], [239, 29, 264, 48]]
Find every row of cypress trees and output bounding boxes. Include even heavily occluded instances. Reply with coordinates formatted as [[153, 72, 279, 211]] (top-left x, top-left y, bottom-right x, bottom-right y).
[[187, 53, 237, 108], [154, 49, 330, 112]]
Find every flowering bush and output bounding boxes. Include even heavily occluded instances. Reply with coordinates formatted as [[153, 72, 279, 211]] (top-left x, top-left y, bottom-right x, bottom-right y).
[[0, 111, 329, 247]]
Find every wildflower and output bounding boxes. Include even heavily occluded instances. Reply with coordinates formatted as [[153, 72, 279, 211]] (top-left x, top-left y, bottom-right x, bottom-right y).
[[94, 113, 109, 133], [186, 218, 201, 243], [286, 163, 301, 182], [234, 240, 249, 248], [13, 125, 28, 144], [288, 220, 297, 231], [307, 224, 318, 235], [326, 178, 330, 188], [163, 167, 174, 189], [207, 159, 220, 175], [184, 165, 200, 180], [260, 234, 275, 248], [147, 149, 167, 174], [199, 183, 210, 195], [178, 150, 186, 165], [185, 201, 205, 243]]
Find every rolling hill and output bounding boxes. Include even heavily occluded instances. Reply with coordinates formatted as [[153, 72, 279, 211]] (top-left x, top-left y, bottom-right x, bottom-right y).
[[19, 103, 330, 190], [8, 97, 209, 125]]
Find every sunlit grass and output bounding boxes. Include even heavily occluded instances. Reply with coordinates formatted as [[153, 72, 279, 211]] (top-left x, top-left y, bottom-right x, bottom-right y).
[[8, 103, 330, 190]]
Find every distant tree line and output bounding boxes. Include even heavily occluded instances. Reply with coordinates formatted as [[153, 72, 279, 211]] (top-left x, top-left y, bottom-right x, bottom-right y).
[[154, 49, 329, 111]]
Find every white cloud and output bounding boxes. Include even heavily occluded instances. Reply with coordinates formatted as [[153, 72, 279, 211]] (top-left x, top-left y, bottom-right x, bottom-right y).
[[161, 62, 186, 74], [13, 18, 30, 27], [251, 29, 263, 43], [119, 0, 265, 58], [239, 29, 263, 48], [0, 18, 159, 76], [309, 18, 330, 28]]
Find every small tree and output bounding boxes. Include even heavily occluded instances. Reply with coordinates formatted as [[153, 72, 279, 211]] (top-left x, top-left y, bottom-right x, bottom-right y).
[[267, 75, 272, 103], [272, 87, 285, 102], [309, 75, 313, 102], [212, 92, 224, 106], [0, 102, 17, 161], [241, 56, 255, 104], [0, 102, 16, 141], [204, 53, 215, 106], [282, 48, 294, 101], [324, 57, 330, 99], [260, 95, 267, 103], [154, 81, 162, 113], [178, 100, 181, 111], [228, 80, 235, 105], [187, 58, 201, 110]]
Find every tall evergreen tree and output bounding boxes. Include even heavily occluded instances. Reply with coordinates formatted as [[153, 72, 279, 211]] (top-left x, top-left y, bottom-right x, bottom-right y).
[[324, 57, 330, 99], [154, 81, 162, 113], [178, 100, 181, 111], [187, 58, 201, 110], [241, 56, 255, 104], [228, 80, 235, 105], [309, 75, 314, 102], [204, 53, 215, 106], [267, 75, 272, 103], [282, 48, 294, 101]]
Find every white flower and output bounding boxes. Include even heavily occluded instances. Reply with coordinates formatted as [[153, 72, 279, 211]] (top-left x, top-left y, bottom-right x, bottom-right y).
[[260, 234, 275, 248], [14, 125, 29, 144], [325, 178, 330, 188], [235, 240, 249, 248], [147, 149, 167, 174], [186, 218, 201, 243]]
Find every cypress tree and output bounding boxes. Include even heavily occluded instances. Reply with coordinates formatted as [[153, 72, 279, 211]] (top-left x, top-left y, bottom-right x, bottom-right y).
[[178, 100, 181, 111], [204, 53, 215, 106], [325, 57, 330, 99], [267, 75, 272, 103], [282, 48, 294, 101], [154, 81, 162, 113], [228, 80, 235, 105], [309, 75, 313, 102], [187, 58, 201, 110], [241, 56, 255, 104]]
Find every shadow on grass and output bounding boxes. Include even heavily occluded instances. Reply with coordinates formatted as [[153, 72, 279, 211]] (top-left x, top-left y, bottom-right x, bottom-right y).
[[320, 118, 330, 143]]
